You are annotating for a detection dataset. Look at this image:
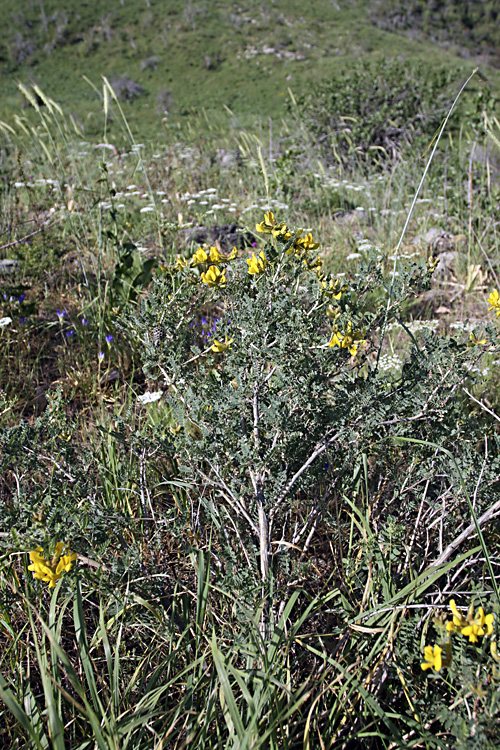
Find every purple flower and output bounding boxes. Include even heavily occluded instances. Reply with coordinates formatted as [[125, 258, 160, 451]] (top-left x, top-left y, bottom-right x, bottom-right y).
[[251, 241, 258, 247], [81, 318, 88, 325], [105, 334, 113, 344], [20, 317, 25, 324], [98, 351, 105, 360], [65, 330, 75, 338], [56, 310, 67, 320], [18, 295, 25, 303]]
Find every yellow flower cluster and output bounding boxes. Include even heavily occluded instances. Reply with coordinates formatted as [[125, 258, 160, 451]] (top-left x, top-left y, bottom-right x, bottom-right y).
[[328, 321, 366, 357], [256, 210, 291, 240], [421, 644, 444, 672], [321, 278, 343, 302], [247, 251, 268, 275], [200, 265, 226, 287], [28, 542, 77, 588], [191, 245, 237, 266], [466, 332, 487, 347], [487, 289, 500, 316], [190, 245, 237, 288], [446, 599, 494, 643], [421, 599, 495, 673]]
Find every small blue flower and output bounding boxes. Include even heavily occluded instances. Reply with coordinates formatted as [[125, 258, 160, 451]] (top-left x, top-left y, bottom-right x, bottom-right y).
[[20, 317, 25, 324], [98, 351, 105, 360], [81, 317, 88, 325], [201, 317, 207, 326], [56, 309, 67, 320], [105, 334, 113, 344], [18, 295, 25, 303], [65, 330, 75, 338]]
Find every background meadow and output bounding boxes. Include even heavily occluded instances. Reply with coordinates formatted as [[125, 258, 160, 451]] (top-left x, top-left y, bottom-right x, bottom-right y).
[[1, 1, 500, 747]]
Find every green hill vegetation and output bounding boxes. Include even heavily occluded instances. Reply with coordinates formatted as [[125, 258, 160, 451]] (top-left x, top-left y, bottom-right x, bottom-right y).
[[1, 0, 499, 139], [1, 1, 500, 748]]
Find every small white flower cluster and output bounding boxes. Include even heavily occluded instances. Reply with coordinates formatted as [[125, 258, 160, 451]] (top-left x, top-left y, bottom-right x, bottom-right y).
[[137, 390, 163, 404], [450, 320, 483, 333], [378, 354, 403, 372], [385, 320, 439, 334]]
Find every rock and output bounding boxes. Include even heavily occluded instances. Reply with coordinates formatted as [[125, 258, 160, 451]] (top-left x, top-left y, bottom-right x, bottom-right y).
[[185, 224, 253, 251], [425, 228, 465, 255], [0, 259, 20, 274], [213, 149, 243, 170], [434, 251, 456, 277]]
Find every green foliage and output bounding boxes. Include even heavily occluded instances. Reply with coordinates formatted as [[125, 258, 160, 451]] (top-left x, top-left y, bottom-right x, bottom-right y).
[[370, 0, 500, 61], [111, 241, 155, 306], [289, 57, 462, 168]]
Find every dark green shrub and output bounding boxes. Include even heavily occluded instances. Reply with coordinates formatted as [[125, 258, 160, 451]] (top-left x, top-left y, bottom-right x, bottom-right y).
[[289, 58, 458, 168]]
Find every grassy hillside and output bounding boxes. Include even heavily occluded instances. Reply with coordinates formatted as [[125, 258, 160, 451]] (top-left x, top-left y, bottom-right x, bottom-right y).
[[1, 0, 498, 141]]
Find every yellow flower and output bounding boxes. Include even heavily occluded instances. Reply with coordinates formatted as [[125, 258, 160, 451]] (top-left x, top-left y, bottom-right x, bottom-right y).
[[321, 278, 343, 301], [446, 599, 469, 633], [247, 251, 268, 275], [256, 210, 277, 234], [209, 245, 237, 263], [467, 332, 487, 347], [191, 247, 209, 266], [487, 289, 500, 316], [211, 336, 233, 353], [256, 211, 291, 240], [421, 644, 443, 672], [294, 232, 320, 253], [28, 542, 77, 588], [304, 255, 323, 275], [175, 255, 188, 271], [446, 599, 494, 642], [462, 606, 494, 643], [491, 641, 500, 662], [328, 321, 366, 357], [201, 265, 226, 287]]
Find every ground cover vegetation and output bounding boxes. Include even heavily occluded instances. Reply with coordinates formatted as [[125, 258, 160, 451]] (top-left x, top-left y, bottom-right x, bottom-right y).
[[1, 1, 500, 748]]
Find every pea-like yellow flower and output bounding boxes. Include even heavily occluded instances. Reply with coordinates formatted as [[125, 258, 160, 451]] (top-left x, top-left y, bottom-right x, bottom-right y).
[[491, 641, 500, 662], [462, 606, 494, 643], [320, 278, 343, 301], [247, 251, 268, 275], [201, 265, 226, 287], [294, 232, 320, 253], [191, 247, 209, 266], [256, 211, 291, 240], [467, 332, 487, 347], [304, 255, 323, 275], [421, 644, 443, 672], [175, 255, 188, 271], [256, 210, 277, 234], [28, 542, 77, 588], [445, 599, 494, 642], [328, 321, 366, 357], [487, 289, 500, 316], [446, 599, 469, 633], [211, 336, 233, 353]]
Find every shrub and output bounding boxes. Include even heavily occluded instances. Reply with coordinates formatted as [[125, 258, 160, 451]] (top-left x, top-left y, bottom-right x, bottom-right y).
[[289, 57, 458, 168]]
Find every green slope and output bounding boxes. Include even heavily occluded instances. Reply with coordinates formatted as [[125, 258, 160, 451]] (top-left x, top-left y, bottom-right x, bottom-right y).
[[0, 0, 498, 141]]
